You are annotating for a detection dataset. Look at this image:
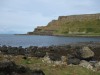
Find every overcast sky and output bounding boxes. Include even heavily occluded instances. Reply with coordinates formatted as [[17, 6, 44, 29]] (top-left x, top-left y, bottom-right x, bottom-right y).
[[0, 0, 100, 34]]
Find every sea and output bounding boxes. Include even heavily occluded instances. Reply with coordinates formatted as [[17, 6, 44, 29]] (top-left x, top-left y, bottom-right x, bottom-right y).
[[0, 34, 100, 47]]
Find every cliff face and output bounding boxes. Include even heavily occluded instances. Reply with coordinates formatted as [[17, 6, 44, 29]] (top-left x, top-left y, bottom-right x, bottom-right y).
[[27, 13, 100, 36]]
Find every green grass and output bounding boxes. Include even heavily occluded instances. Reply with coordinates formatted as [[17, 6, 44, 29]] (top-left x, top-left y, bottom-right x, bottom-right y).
[[38, 19, 100, 36], [10, 55, 100, 75]]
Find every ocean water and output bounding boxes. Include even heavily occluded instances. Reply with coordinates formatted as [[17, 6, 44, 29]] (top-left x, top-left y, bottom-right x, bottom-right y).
[[0, 34, 100, 47]]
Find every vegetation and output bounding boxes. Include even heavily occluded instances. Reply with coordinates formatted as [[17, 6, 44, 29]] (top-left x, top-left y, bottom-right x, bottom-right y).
[[52, 19, 100, 35], [0, 55, 100, 75], [30, 13, 100, 36]]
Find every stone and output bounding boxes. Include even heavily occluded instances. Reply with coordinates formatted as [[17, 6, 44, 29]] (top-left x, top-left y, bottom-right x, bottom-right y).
[[34, 51, 46, 58], [79, 46, 94, 59], [0, 60, 17, 74], [49, 53, 61, 61], [42, 55, 67, 66], [0, 60, 29, 74], [32, 69, 45, 75], [67, 58, 80, 65], [79, 60, 93, 70], [61, 56, 67, 62], [42, 56, 52, 64], [94, 61, 100, 71], [16, 65, 27, 73], [54, 61, 62, 66]]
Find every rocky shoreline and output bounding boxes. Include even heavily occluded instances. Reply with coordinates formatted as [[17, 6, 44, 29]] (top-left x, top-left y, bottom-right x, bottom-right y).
[[0, 42, 100, 75]]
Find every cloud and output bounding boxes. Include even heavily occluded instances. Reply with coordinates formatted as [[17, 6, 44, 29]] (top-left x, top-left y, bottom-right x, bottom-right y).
[[0, 0, 100, 34], [0, 10, 55, 34]]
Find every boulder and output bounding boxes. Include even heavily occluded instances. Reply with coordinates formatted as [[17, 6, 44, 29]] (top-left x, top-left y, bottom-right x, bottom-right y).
[[67, 58, 80, 65], [94, 61, 100, 71], [61, 56, 67, 62], [49, 53, 61, 61], [79, 60, 93, 70], [42, 56, 53, 64], [0, 60, 17, 74], [1, 45, 8, 54], [34, 51, 46, 58], [0, 60, 28, 75], [78, 46, 94, 59]]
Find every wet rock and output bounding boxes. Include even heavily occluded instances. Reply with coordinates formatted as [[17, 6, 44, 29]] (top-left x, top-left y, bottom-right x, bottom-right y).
[[18, 46, 25, 55], [1, 45, 8, 54], [30, 46, 39, 56], [7, 47, 18, 55]]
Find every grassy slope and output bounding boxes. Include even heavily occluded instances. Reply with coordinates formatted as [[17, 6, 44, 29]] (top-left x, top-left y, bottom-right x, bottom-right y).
[[40, 18, 100, 36]]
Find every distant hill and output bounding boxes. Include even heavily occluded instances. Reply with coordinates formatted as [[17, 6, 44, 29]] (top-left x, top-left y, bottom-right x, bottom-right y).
[[27, 13, 100, 36]]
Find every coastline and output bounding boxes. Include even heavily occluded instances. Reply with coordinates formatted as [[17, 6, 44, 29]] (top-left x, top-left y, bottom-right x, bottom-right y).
[[17, 34, 100, 37], [0, 42, 100, 75]]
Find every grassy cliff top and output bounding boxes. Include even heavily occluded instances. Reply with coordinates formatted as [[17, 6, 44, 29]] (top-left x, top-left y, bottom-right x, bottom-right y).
[[28, 13, 100, 36]]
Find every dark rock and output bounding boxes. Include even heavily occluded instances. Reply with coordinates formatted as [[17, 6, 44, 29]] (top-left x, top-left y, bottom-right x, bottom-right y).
[[18, 46, 25, 55], [0, 60, 17, 75], [67, 58, 80, 65], [34, 51, 46, 58], [32, 69, 45, 75], [49, 53, 61, 61], [0, 60, 29, 75], [66, 45, 71, 49], [0, 72, 5, 75], [7, 47, 18, 55], [67, 54, 75, 59], [16, 65, 27, 73], [22, 56, 27, 60], [30, 46, 38, 56], [92, 47, 100, 61], [1, 45, 8, 54]]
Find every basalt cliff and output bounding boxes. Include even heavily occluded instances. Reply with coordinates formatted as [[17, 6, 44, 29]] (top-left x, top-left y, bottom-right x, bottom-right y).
[[27, 13, 100, 36]]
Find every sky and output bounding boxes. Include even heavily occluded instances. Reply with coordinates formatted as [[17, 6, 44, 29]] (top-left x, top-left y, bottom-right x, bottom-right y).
[[0, 0, 100, 34]]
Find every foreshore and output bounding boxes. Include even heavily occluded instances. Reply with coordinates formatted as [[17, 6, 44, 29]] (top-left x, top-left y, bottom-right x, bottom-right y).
[[0, 42, 100, 75], [0, 42, 100, 60], [15, 33, 100, 37]]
